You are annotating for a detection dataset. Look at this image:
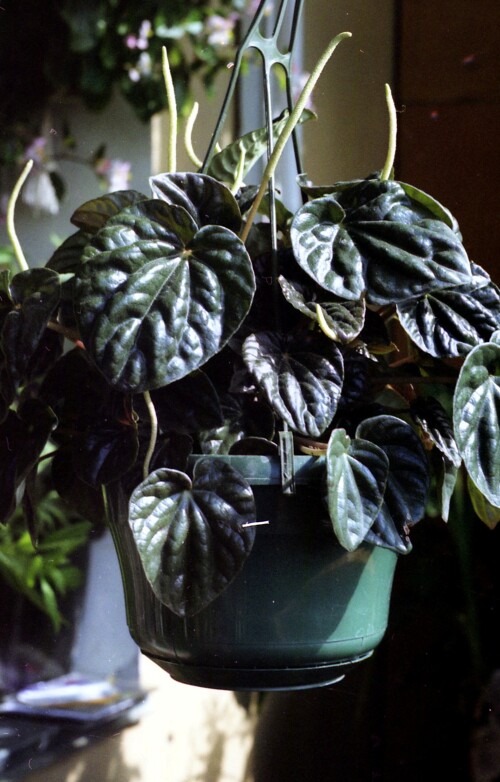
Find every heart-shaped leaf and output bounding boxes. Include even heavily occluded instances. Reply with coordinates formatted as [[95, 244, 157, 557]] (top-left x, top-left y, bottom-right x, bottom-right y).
[[356, 415, 430, 541], [76, 199, 255, 392], [397, 279, 500, 358], [326, 428, 389, 551], [149, 172, 242, 233], [453, 341, 500, 506], [291, 179, 471, 304], [243, 331, 344, 437], [129, 458, 256, 616]]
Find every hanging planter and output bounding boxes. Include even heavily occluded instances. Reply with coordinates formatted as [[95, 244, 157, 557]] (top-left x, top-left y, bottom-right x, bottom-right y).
[[1, 0, 500, 695], [106, 454, 397, 690]]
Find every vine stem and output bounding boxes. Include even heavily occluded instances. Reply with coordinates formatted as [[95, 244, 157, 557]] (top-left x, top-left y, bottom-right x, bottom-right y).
[[161, 46, 178, 173], [240, 31, 352, 244], [184, 101, 203, 168], [142, 390, 158, 480], [6, 159, 32, 272], [380, 83, 397, 181]]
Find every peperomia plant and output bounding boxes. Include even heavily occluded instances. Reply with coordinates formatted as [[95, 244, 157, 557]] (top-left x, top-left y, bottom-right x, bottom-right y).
[[1, 32, 499, 620]]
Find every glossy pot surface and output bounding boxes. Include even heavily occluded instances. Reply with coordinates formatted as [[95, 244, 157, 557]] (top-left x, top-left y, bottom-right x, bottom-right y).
[[106, 456, 397, 691]]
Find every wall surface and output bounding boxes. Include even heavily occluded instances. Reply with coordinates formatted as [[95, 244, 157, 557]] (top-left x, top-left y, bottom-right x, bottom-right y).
[[302, 0, 396, 183]]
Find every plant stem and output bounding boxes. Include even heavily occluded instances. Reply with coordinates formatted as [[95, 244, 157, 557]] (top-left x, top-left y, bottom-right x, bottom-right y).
[[380, 83, 397, 182], [6, 159, 32, 272], [142, 390, 158, 481], [161, 46, 177, 173], [184, 101, 203, 169], [240, 31, 352, 244]]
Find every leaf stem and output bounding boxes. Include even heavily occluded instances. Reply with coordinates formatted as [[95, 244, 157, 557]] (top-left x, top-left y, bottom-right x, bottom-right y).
[[161, 46, 177, 173], [380, 83, 397, 182], [240, 31, 352, 244], [142, 390, 158, 480], [6, 159, 32, 272]]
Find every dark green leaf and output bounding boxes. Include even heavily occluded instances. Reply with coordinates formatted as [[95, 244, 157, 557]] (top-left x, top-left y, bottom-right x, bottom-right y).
[[326, 429, 389, 550], [206, 109, 316, 184], [129, 458, 256, 616], [199, 394, 275, 454], [397, 279, 500, 358], [453, 341, 500, 506], [356, 415, 430, 544], [411, 396, 461, 467], [291, 180, 472, 304], [152, 370, 223, 435], [76, 199, 255, 392], [243, 331, 344, 437], [149, 172, 242, 233], [70, 190, 148, 233], [278, 275, 366, 342], [1, 268, 61, 388]]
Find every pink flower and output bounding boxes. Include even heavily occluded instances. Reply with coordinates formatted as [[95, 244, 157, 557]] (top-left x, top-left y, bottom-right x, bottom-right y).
[[205, 14, 239, 47], [95, 158, 132, 192]]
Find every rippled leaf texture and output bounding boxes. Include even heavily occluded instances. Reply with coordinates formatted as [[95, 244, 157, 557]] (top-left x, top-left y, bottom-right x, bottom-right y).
[[291, 179, 471, 304], [326, 429, 389, 551], [278, 275, 366, 342], [411, 396, 461, 467], [356, 415, 430, 552], [149, 172, 242, 233], [76, 199, 255, 392], [129, 458, 256, 616], [243, 331, 344, 437], [397, 276, 500, 358], [453, 341, 500, 507], [206, 109, 315, 185], [70, 190, 147, 233]]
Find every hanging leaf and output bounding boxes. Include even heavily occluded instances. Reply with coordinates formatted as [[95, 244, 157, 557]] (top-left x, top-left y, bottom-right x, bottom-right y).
[[364, 502, 413, 554], [129, 458, 256, 616], [356, 415, 430, 547], [149, 172, 242, 233], [411, 396, 461, 467], [76, 199, 255, 392], [397, 279, 500, 358], [243, 331, 344, 437], [326, 428, 389, 551], [467, 474, 500, 529], [1, 269, 62, 390], [453, 341, 500, 507]]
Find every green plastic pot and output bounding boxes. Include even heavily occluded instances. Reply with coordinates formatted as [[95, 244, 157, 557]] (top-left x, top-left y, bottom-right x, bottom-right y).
[[106, 455, 397, 691]]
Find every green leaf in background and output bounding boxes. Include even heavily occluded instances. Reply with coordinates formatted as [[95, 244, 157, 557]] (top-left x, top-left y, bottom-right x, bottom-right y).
[[243, 331, 344, 437], [129, 458, 256, 616], [326, 428, 389, 551], [76, 199, 255, 392], [397, 276, 500, 358], [206, 109, 316, 184], [453, 341, 500, 507]]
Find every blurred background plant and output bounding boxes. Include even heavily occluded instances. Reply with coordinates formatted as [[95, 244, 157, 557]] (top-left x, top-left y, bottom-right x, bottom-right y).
[[0, 0, 247, 217]]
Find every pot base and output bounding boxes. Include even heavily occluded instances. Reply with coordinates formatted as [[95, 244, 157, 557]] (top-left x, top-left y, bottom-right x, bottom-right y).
[[144, 650, 373, 691]]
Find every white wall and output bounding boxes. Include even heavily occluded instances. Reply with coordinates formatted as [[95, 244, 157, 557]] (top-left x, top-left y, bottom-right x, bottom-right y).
[[1, 91, 152, 267]]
